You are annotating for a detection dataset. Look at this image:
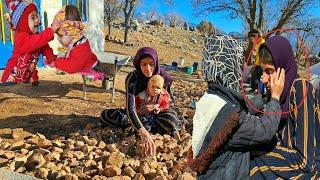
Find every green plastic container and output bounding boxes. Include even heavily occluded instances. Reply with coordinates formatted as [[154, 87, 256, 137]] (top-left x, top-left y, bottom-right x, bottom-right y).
[[187, 66, 194, 75]]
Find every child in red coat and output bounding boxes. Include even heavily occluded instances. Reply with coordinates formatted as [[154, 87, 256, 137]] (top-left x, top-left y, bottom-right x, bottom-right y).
[[1, 0, 59, 85], [135, 75, 170, 130], [47, 5, 106, 74]]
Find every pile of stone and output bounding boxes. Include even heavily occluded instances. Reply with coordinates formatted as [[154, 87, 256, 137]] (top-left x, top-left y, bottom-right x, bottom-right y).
[[0, 79, 206, 180], [171, 79, 207, 132], [0, 126, 195, 180]]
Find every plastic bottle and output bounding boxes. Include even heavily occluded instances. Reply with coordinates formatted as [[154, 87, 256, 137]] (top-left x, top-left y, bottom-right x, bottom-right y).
[[86, 75, 93, 82]]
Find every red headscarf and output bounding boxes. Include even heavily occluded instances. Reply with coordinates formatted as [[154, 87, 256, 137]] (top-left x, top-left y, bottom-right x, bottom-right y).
[[15, 3, 37, 34]]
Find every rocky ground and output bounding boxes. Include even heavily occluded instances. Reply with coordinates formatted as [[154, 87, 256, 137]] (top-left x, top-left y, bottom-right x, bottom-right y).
[[0, 61, 206, 179], [104, 21, 204, 66]]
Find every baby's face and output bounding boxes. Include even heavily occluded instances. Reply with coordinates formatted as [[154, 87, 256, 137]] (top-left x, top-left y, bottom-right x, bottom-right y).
[[28, 10, 39, 34], [57, 32, 73, 47], [148, 84, 161, 96]]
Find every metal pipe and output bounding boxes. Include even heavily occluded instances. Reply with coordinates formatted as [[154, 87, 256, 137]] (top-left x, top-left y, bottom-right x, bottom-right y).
[[0, 0, 6, 44]]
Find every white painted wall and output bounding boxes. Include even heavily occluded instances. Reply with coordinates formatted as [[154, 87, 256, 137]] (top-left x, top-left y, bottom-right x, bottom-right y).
[[85, 0, 105, 53], [40, 0, 62, 54]]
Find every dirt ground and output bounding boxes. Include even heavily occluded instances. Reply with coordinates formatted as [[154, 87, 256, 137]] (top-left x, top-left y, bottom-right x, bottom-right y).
[[0, 66, 132, 140], [0, 61, 203, 140]]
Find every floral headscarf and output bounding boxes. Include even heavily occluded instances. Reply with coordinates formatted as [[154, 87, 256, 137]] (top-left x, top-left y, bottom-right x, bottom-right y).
[[54, 6, 85, 47]]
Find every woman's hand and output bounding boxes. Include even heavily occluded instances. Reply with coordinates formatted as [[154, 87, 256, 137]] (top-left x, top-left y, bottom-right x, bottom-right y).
[[270, 68, 285, 101], [139, 127, 156, 156], [154, 107, 161, 114]]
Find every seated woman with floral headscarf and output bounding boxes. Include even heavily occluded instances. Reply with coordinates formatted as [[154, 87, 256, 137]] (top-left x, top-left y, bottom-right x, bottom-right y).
[[187, 35, 285, 179]]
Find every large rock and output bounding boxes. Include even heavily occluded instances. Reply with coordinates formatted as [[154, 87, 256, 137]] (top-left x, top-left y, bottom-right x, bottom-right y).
[[102, 165, 121, 177], [108, 152, 124, 168], [37, 139, 52, 149], [124, 166, 136, 177], [25, 152, 45, 171], [65, 173, 79, 180], [133, 173, 145, 180], [138, 163, 150, 175], [106, 144, 118, 152], [107, 176, 131, 180], [2, 151, 15, 160], [177, 172, 195, 180], [34, 168, 48, 179], [12, 128, 24, 139]]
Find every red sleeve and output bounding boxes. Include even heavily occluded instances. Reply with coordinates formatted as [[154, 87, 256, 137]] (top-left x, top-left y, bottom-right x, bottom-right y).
[[41, 44, 56, 64], [54, 46, 88, 74], [135, 96, 141, 112], [15, 28, 54, 54], [159, 92, 170, 111]]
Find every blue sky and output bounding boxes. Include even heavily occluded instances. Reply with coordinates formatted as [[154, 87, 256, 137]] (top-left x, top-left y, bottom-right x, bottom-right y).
[[136, 0, 320, 34]]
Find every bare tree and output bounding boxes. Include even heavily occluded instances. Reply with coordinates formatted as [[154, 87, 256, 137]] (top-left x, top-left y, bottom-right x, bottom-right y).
[[121, 0, 174, 44], [105, 0, 122, 40], [192, 0, 320, 60], [165, 12, 183, 27], [197, 20, 215, 34], [123, 0, 137, 44], [290, 18, 320, 66], [147, 7, 160, 21]]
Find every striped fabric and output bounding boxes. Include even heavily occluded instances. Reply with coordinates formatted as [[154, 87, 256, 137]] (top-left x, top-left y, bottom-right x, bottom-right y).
[[10, 1, 27, 29], [250, 79, 320, 179]]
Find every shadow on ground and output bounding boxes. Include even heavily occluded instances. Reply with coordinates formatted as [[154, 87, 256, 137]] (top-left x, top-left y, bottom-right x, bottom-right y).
[[0, 114, 100, 139], [0, 80, 126, 103]]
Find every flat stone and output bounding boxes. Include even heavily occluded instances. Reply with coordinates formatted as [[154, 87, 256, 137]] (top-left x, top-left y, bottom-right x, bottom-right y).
[[80, 144, 93, 154], [107, 176, 131, 180], [102, 165, 121, 177], [97, 140, 106, 149], [37, 139, 52, 149], [34, 168, 48, 179], [25, 152, 45, 171], [0, 157, 8, 166], [12, 128, 24, 139], [9, 140, 25, 151], [20, 149, 29, 155], [106, 144, 118, 152], [35, 133, 46, 139], [15, 166, 26, 173], [108, 152, 124, 168], [177, 172, 195, 180], [0, 142, 11, 150], [124, 166, 136, 177], [50, 151, 61, 161], [68, 158, 80, 167], [162, 153, 175, 161], [138, 163, 150, 175], [52, 139, 65, 147], [133, 173, 145, 180], [153, 176, 167, 180], [65, 173, 79, 180], [62, 150, 74, 159], [2, 151, 15, 160], [72, 151, 85, 160]]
